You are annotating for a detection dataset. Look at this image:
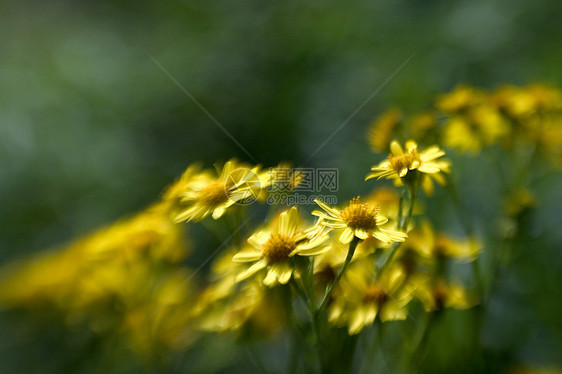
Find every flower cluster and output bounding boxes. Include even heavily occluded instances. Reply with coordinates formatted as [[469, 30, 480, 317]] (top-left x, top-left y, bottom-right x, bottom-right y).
[[368, 83, 562, 167], [1, 82, 559, 372]]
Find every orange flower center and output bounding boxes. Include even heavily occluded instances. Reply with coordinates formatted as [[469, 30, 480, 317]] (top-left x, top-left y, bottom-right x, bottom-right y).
[[362, 285, 388, 304], [198, 182, 229, 206], [340, 197, 379, 230], [433, 282, 449, 309], [388, 151, 418, 172], [262, 233, 297, 262]]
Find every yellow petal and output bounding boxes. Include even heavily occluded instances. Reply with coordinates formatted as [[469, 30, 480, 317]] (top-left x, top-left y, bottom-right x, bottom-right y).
[[379, 303, 407, 322], [348, 307, 367, 335], [276, 263, 293, 284], [212, 206, 227, 219], [339, 227, 355, 244], [390, 140, 404, 156], [263, 267, 278, 287], [235, 260, 267, 282], [232, 248, 262, 262]]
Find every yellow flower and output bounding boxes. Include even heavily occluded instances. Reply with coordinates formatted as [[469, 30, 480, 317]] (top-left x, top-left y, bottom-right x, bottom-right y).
[[232, 207, 330, 287], [493, 85, 538, 120], [402, 221, 481, 263], [442, 107, 509, 152], [172, 159, 262, 223], [367, 108, 401, 152], [0, 205, 194, 354], [493, 84, 562, 120], [436, 85, 509, 152], [436, 85, 485, 113], [329, 260, 413, 334], [312, 197, 407, 245], [365, 140, 450, 185], [412, 276, 474, 312], [407, 111, 438, 141], [538, 116, 562, 168]]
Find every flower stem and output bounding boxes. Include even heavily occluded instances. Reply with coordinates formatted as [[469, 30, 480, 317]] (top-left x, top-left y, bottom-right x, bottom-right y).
[[318, 237, 360, 312], [401, 182, 417, 231], [377, 183, 417, 276]]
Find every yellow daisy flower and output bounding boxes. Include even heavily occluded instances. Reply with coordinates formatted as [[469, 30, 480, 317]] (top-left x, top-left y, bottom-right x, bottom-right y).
[[232, 207, 330, 287], [365, 140, 450, 181], [412, 276, 474, 312], [312, 197, 407, 245], [172, 160, 262, 223], [329, 260, 413, 334]]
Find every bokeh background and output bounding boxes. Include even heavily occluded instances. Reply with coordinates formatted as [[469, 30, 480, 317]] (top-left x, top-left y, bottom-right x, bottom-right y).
[[1, 0, 561, 373]]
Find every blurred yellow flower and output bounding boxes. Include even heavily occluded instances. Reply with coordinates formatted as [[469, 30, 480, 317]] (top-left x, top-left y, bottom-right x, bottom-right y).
[[233, 207, 330, 287], [329, 260, 413, 334], [408, 111, 438, 141], [0, 204, 194, 354], [403, 221, 481, 263], [412, 276, 474, 312], [442, 107, 509, 152], [313, 197, 407, 245], [172, 159, 262, 223], [367, 108, 401, 152], [436, 85, 483, 113]]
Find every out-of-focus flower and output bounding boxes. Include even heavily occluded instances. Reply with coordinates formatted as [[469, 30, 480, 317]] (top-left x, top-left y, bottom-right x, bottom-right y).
[[493, 84, 562, 121], [538, 116, 562, 168], [442, 107, 509, 152], [404, 222, 481, 263], [367, 108, 401, 152], [0, 204, 194, 354], [364, 187, 401, 220], [191, 248, 282, 334], [313, 197, 407, 245], [233, 207, 330, 287], [172, 159, 262, 223], [436, 85, 483, 113], [505, 188, 536, 218], [437, 85, 509, 152], [408, 111, 438, 141], [412, 276, 474, 312], [329, 260, 413, 334]]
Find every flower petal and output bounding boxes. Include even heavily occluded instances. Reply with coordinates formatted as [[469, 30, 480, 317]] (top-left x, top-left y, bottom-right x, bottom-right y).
[[235, 260, 267, 282], [263, 267, 278, 287], [339, 227, 355, 244], [390, 140, 404, 156], [276, 262, 293, 284], [232, 248, 262, 262]]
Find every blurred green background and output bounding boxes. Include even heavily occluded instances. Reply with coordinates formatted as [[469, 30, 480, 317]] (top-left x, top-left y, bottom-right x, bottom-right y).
[[1, 0, 561, 373]]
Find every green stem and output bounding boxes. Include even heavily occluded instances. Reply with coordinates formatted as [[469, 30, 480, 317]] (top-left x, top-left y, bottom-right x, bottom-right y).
[[318, 237, 360, 312], [377, 183, 417, 277], [397, 191, 406, 229], [401, 182, 417, 231]]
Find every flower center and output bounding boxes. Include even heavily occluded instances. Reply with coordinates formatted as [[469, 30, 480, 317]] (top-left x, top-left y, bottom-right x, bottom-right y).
[[362, 285, 387, 304], [198, 182, 229, 206], [388, 151, 418, 172], [434, 238, 450, 257], [340, 197, 379, 230], [262, 233, 297, 262], [433, 282, 449, 309]]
